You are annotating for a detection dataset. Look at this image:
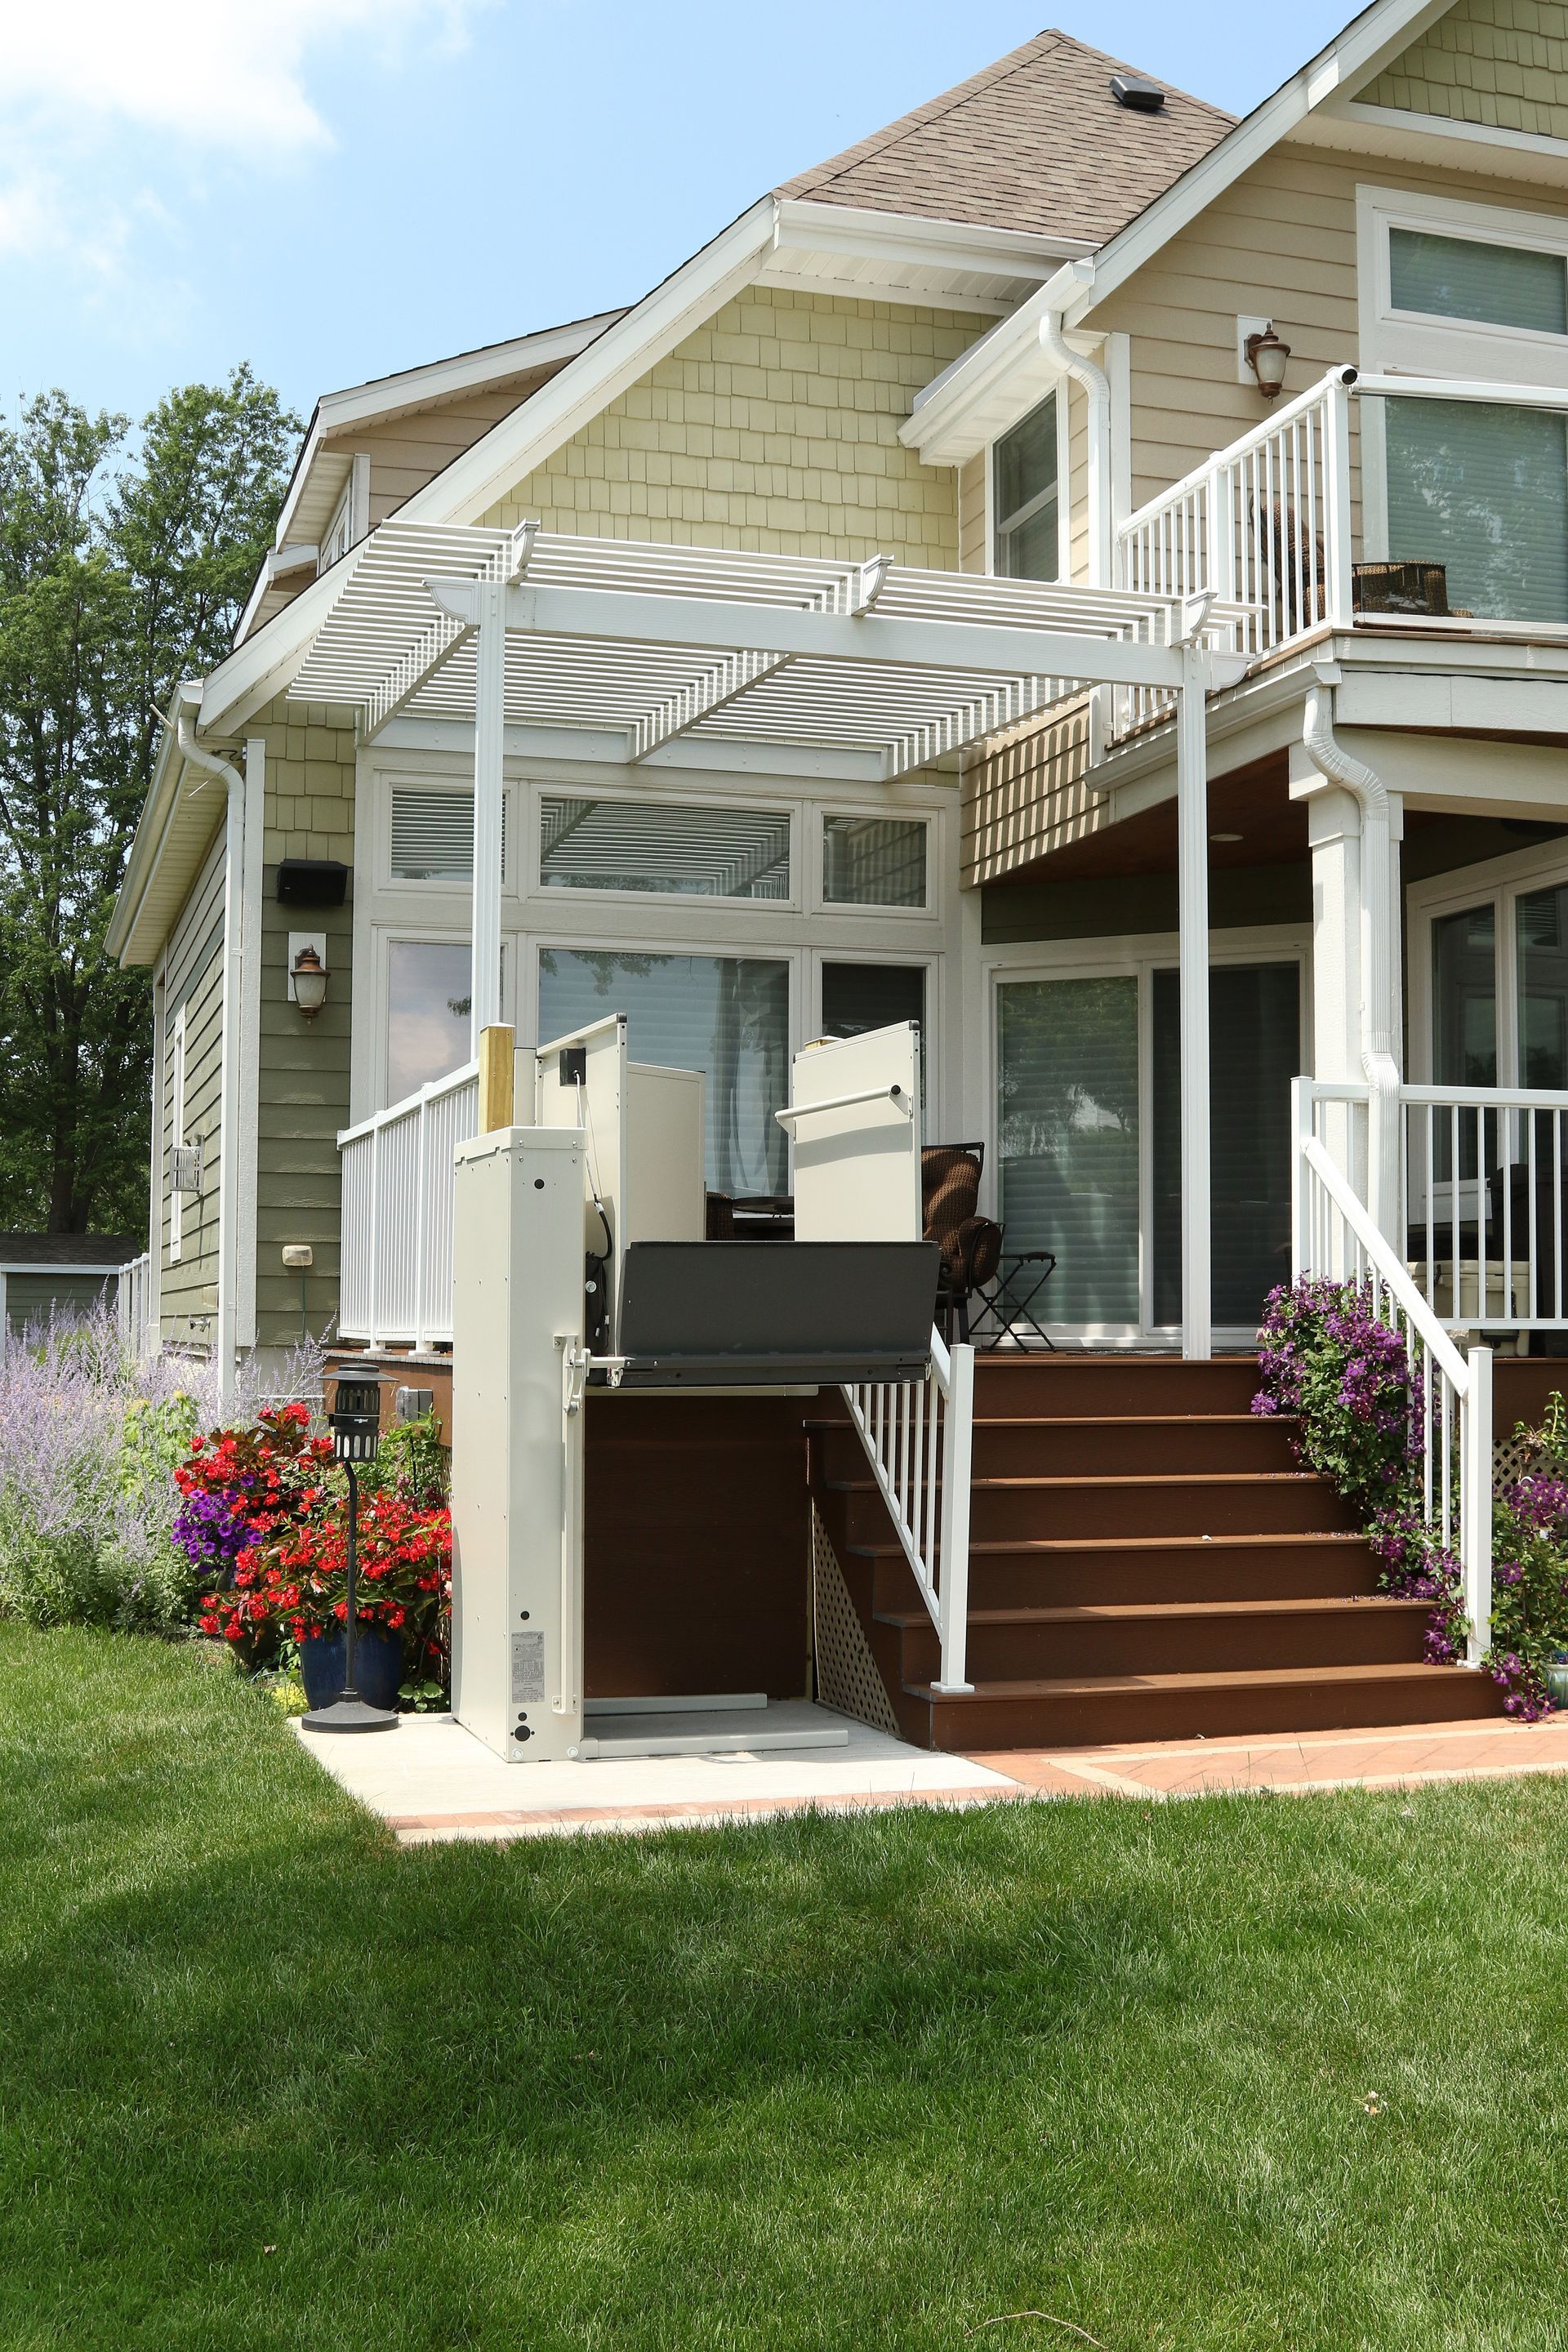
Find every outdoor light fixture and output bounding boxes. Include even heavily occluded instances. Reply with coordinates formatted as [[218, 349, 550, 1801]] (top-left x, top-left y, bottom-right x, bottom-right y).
[[290, 942, 328, 1018], [301, 1379, 399, 1735], [1244, 325, 1291, 400]]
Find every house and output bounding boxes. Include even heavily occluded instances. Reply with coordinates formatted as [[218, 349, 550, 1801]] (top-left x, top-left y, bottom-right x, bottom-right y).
[[0, 1235, 142, 1343], [109, 2, 1568, 1749]]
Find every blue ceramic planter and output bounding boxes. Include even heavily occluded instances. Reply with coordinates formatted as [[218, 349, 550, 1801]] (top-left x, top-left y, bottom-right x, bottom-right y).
[[298, 1624, 404, 1713]]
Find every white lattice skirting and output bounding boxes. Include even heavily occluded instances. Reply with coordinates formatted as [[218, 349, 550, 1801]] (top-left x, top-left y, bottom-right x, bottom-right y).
[[810, 1502, 900, 1737]]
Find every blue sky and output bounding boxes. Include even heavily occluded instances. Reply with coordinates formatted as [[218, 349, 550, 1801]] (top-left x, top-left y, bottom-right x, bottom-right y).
[[3, 0, 1355, 430]]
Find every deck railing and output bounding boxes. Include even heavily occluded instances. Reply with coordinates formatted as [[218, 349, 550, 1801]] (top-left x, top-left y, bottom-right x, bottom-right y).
[[1291, 1080, 1492, 1664], [116, 1252, 155, 1357], [337, 1060, 479, 1348], [841, 1328, 975, 1695]]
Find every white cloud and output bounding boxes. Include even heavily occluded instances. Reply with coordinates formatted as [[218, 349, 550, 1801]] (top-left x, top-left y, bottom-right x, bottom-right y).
[[0, 0, 481, 151]]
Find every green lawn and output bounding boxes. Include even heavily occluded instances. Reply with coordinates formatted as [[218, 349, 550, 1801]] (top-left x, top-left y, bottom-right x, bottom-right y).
[[3, 1629, 1567, 2351]]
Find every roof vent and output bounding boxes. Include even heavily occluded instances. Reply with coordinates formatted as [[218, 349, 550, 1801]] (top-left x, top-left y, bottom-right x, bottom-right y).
[[1111, 73, 1165, 113]]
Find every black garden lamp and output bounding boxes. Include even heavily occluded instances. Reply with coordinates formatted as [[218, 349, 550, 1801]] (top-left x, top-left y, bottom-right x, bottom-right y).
[[301, 1379, 399, 1735]]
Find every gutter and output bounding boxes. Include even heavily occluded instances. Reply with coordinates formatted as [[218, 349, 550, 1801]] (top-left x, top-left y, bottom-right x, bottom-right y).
[[175, 710, 247, 1406], [1038, 258, 1112, 588]]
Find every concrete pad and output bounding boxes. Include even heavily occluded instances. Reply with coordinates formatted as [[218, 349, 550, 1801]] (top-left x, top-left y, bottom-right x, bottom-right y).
[[295, 1702, 1025, 1842], [969, 1713, 1568, 1802]]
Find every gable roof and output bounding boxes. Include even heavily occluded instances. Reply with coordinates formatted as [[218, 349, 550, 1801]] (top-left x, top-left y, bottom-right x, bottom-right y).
[[777, 29, 1233, 243]]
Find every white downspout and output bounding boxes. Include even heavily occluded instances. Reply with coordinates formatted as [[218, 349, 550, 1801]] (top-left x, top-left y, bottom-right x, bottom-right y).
[[175, 707, 246, 1406], [1302, 684, 1401, 1237], [1039, 263, 1112, 589]]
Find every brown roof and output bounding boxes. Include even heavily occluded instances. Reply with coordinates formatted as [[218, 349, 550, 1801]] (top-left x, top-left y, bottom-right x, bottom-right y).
[[777, 28, 1233, 246]]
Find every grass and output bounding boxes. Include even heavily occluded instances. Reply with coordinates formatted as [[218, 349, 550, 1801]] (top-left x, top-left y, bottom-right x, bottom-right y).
[[2, 1629, 1567, 2352]]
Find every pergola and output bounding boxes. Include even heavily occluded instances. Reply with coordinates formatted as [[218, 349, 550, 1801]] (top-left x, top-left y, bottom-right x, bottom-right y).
[[290, 521, 1245, 1355]]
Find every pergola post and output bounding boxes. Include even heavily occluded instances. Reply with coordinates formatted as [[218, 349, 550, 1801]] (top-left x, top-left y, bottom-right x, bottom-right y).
[[1177, 644, 1211, 1360], [470, 575, 506, 1049]]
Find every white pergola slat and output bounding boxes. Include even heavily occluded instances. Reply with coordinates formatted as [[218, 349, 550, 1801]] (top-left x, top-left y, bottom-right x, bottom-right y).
[[287, 520, 1238, 1358]]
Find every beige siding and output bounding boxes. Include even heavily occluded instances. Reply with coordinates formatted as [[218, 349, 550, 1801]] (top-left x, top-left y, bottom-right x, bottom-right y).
[[346, 372, 561, 531], [1094, 140, 1568, 512], [1365, 0, 1568, 136], [963, 700, 1094, 886], [246, 697, 359, 1351], [160, 831, 225, 1342], [481, 286, 981, 562]]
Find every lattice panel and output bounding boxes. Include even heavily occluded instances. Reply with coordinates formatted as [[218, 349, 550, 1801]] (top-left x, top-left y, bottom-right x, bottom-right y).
[[1494, 1433, 1544, 1488], [810, 1503, 900, 1737]]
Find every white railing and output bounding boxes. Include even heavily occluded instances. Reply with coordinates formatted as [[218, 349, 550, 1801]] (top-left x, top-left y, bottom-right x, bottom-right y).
[[116, 1252, 155, 1356], [1305, 1076, 1568, 1335], [841, 1327, 975, 1694], [1292, 1080, 1492, 1664], [337, 1060, 479, 1347], [1116, 372, 1353, 728]]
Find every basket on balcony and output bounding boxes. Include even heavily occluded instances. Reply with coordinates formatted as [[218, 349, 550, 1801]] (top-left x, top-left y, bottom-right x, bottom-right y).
[[1251, 497, 1468, 632]]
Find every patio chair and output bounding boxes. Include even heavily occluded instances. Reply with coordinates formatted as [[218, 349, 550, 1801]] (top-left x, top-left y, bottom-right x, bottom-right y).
[[921, 1143, 1004, 1345], [1250, 497, 1464, 635]]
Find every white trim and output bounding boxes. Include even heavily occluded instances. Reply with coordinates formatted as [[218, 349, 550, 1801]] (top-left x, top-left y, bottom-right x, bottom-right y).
[[773, 200, 1089, 280], [813, 803, 936, 918], [1335, 99, 1568, 176]]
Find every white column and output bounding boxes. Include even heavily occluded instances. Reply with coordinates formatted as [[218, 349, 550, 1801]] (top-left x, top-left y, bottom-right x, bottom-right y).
[[1176, 644, 1211, 1360], [1303, 783, 1364, 1242], [470, 577, 506, 1049]]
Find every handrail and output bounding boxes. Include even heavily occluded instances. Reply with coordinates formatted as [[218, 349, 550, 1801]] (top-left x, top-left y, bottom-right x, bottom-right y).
[[1351, 372, 1568, 409], [1302, 1135, 1470, 1390], [840, 1324, 974, 1695], [337, 1057, 480, 1150], [1118, 369, 1357, 539], [775, 1083, 910, 1128]]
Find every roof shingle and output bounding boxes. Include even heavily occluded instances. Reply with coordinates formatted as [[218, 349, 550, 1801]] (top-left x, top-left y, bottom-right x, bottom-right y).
[[777, 28, 1232, 246]]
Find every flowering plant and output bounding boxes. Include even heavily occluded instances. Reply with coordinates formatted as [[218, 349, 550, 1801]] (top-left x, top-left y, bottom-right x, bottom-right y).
[[1486, 1392, 1568, 1720], [174, 1403, 334, 1641], [1254, 1278, 1468, 1686]]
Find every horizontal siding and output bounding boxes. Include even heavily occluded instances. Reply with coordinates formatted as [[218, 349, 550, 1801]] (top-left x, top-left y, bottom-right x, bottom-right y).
[[349, 372, 559, 530], [161, 831, 226, 1341], [480, 285, 981, 564]]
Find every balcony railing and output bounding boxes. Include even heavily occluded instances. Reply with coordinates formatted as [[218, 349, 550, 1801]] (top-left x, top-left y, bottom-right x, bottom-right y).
[[1116, 368, 1568, 724], [337, 1061, 479, 1348]]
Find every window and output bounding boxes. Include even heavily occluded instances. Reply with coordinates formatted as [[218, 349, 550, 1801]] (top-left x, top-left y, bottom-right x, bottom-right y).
[[1389, 228, 1568, 337], [386, 940, 473, 1101], [993, 395, 1059, 580], [390, 786, 507, 884], [538, 948, 789, 1194], [822, 814, 927, 908], [537, 795, 789, 899], [1382, 397, 1568, 624], [997, 975, 1138, 1323]]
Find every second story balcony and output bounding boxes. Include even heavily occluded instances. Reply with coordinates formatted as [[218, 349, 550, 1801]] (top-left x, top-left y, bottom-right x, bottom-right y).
[[1115, 368, 1568, 727]]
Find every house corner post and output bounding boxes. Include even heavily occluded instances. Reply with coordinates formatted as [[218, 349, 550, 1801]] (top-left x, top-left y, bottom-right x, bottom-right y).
[[1176, 644, 1212, 1360]]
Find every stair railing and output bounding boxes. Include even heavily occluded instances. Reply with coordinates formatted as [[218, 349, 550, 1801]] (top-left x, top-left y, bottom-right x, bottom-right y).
[[841, 1327, 975, 1695], [1292, 1085, 1492, 1664]]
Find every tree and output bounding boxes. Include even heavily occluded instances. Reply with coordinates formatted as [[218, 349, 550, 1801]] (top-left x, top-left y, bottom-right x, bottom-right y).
[[0, 368, 299, 1234]]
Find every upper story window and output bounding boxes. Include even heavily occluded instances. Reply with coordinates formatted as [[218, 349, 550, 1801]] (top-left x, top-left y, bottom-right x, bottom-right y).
[[992, 394, 1060, 580], [389, 785, 508, 885], [822, 813, 927, 909], [1389, 227, 1568, 337]]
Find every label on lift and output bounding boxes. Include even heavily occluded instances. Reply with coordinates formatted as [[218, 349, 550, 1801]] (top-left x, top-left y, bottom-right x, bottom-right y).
[[511, 1630, 546, 1704]]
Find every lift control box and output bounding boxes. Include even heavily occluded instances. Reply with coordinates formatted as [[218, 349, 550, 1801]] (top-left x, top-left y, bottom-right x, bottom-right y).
[[450, 1125, 586, 1762]]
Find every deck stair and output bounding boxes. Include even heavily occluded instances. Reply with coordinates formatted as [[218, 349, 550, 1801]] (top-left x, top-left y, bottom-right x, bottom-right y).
[[807, 1355, 1507, 1751]]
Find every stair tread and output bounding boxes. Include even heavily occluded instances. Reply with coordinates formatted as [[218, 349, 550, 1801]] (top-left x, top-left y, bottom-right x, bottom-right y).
[[808, 1412, 1282, 1432], [849, 1531, 1370, 1558], [882, 1596, 1426, 1630], [914, 1661, 1476, 1702], [826, 1470, 1330, 1493]]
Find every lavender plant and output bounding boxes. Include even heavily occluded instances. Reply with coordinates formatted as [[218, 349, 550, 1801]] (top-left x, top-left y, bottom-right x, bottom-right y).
[[0, 1307, 323, 1637]]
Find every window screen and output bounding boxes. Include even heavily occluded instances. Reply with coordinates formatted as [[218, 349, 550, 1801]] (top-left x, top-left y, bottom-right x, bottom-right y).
[[994, 395, 1059, 581], [1389, 228, 1568, 336], [390, 787, 507, 883], [1382, 395, 1568, 625], [538, 948, 790, 1194], [539, 796, 789, 898], [996, 976, 1138, 1324], [822, 815, 927, 907]]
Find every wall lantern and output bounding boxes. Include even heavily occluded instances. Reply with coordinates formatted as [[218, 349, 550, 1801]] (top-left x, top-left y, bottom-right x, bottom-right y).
[[1244, 325, 1291, 400], [301, 1378, 398, 1735], [291, 942, 329, 1018]]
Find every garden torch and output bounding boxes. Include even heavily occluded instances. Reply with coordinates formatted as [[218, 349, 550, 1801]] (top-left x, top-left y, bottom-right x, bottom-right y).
[[301, 1379, 399, 1735]]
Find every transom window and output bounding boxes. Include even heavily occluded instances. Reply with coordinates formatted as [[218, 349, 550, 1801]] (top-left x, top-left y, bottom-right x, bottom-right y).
[[390, 786, 508, 884], [821, 814, 926, 908], [538, 795, 790, 900], [1389, 228, 1568, 338], [992, 394, 1059, 581]]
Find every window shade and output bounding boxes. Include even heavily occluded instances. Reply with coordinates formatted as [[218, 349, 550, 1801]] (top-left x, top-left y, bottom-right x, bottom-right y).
[[1389, 228, 1567, 335], [539, 795, 789, 898], [1383, 395, 1568, 625], [822, 815, 926, 907], [538, 948, 790, 1193], [390, 788, 506, 883], [996, 976, 1138, 1324]]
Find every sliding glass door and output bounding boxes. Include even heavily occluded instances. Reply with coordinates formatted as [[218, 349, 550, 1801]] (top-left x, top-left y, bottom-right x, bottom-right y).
[[996, 959, 1302, 1336]]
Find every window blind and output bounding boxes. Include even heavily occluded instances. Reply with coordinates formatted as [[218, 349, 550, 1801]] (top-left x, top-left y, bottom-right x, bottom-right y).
[[539, 795, 789, 898], [996, 976, 1138, 1324], [390, 788, 507, 883], [822, 815, 927, 907], [1389, 228, 1567, 336], [1383, 395, 1568, 625]]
